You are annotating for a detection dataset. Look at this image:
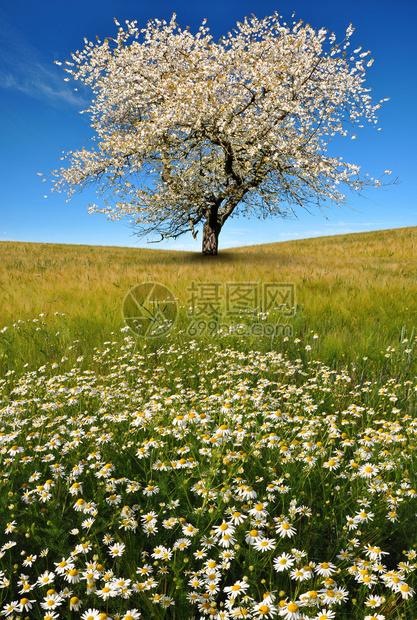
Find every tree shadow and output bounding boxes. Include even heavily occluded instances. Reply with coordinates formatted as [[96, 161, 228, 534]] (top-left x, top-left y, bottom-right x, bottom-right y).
[[173, 250, 306, 266]]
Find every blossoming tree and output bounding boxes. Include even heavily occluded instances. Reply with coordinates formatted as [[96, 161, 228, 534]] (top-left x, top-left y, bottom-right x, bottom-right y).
[[52, 13, 391, 254]]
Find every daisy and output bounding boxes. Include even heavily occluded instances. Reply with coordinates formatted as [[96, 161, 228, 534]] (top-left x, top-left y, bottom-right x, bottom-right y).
[[275, 521, 297, 538], [249, 503, 269, 519], [173, 538, 191, 551], [358, 463, 380, 478], [253, 600, 279, 618], [224, 581, 250, 599], [207, 582, 221, 596], [108, 542, 125, 558], [274, 553, 295, 572], [54, 557, 74, 575], [143, 484, 159, 496], [143, 522, 158, 536], [299, 590, 319, 605], [336, 549, 351, 561], [213, 522, 235, 538], [40, 593, 63, 611], [151, 546, 167, 560], [136, 564, 153, 575], [315, 562, 336, 578], [19, 582, 35, 595], [81, 609, 102, 620], [395, 582, 415, 599], [364, 545, 389, 561], [215, 612, 231, 620], [106, 493, 122, 505], [1, 601, 19, 617], [318, 589, 339, 606], [194, 549, 207, 560], [218, 533, 236, 548], [204, 559, 219, 571], [74, 497, 88, 511], [98, 583, 119, 599], [74, 540, 92, 554], [280, 601, 301, 620], [189, 576, 203, 588], [141, 511, 158, 524], [253, 538, 276, 552], [290, 567, 309, 582], [220, 549, 235, 562], [315, 610, 335, 620], [22, 554, 37, 567], [358, 573, 378, 587], [323, 458, 340, 471], [205, 569, 222, 585], [4, 521, 17, 534], [354, 510, 374, 523], [19, 598, 35, 612], [365, 595, 385, 608], [238, 486, 257, 500], [245, 529, 263, 544], [230, 605, 252, 618], [70, 596, 82, 611], [69, 482, 83, 496], [65, 568, 80, 583], [37, 571, 56, 587], [331, 586, 349, 604], [121, 611, 141, 620], [229, 510, 246, 525]]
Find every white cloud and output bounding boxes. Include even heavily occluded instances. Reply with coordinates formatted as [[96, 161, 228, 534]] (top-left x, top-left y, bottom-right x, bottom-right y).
[[0, 10, 88, 107]]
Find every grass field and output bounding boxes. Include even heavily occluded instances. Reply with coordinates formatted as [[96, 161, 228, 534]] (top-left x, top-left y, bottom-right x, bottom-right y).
[[0, 226, 417, 376], [1, 227, 417, 619]]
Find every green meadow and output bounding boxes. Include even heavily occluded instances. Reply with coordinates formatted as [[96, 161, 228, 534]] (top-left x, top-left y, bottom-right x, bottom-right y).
[[1, 227, 417, 619], [1, 226, 416, 376]]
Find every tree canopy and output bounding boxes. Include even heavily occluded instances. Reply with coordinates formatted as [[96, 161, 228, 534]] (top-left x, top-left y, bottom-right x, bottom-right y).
[[51, 12, 392, 253]]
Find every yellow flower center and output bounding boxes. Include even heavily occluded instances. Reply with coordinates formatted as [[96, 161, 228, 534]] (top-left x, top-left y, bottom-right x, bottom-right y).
[[258, 605, 270, 614]]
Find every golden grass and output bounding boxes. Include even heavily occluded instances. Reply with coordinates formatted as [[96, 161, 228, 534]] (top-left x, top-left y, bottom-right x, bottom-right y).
[[1, 225, 417, 373]]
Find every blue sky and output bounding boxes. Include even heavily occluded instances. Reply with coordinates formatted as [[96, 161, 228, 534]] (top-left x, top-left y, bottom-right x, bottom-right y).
[[1, 0, 416, 251]]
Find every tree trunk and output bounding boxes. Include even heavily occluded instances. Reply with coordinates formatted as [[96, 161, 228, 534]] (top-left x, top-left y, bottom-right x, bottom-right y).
[[202, 214, 221, 255]]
